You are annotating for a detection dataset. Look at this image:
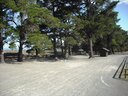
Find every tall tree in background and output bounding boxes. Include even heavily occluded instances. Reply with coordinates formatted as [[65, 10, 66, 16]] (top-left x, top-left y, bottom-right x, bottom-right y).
[[0, 1, 10, 63], [27, 32, 52, 57], [93, 10, 120, 54], [75, 0, 119, 58], [2, 0, 32, 62], [0, 4, 5, 63], [5, 0, 60, 62], [38, 0, 82, 58]]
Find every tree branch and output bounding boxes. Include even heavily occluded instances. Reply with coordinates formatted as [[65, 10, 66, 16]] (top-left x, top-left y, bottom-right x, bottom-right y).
[[8, 20, 18, 26]]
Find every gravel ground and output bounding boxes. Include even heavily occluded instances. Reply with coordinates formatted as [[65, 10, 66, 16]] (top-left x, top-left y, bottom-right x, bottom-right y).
[[0, 55, 128, 96]]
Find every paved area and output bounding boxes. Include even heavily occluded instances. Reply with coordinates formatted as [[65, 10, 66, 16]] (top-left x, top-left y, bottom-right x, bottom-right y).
[[0, 55, 128, 96]]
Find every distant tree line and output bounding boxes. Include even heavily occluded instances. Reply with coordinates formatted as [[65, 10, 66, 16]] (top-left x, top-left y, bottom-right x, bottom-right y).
[[0, 0, 128, 63]]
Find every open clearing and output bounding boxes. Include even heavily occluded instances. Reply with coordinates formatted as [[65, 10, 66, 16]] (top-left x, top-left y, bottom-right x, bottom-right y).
[[0, 55, 128, 96]]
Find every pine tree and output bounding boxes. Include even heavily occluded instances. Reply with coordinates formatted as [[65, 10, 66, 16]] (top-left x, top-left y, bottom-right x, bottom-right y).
[[3, 0, 60, 62], [38, 0, 82, 58], [0, 1, 10, 63], [75, 0, 119, 58]]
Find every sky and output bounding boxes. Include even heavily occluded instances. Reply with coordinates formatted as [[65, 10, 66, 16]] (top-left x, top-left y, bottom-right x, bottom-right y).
[[114, 0, 128, 31]]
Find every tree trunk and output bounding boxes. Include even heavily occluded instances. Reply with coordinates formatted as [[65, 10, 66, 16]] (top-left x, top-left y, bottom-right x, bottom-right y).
[[0, 32, 5, 63], [35, 49, 38, 58], [89, 38, 94, 58], [107, 35, 112, 54], [17, 13, 25, 62], [53, 31, 57, 58], [60, 38, 64, 57], [17, 40, 23, 62], [64, 47, 69, 59], [0, 51, 5, 63], [52, 3, 58, 59], [111, 47, 115, 54], [68, 46, 72, 56], [61, 47, 64, 57], [17, 26, 25, 62], [64, 41, 69, 59]]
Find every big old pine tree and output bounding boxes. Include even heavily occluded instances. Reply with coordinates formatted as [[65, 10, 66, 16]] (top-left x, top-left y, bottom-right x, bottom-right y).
[[37, 0, 82, 58], [1, 0, 60, 62], [75, 0, 119, 58], [0, 0, 12, 63]]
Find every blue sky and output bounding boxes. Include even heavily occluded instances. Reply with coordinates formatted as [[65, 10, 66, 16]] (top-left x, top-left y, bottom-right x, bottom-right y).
[[114, 0, 128, 31]]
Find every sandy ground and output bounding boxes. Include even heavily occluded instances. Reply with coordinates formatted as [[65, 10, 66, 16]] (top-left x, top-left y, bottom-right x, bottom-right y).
[[0, 55, 128, 96]]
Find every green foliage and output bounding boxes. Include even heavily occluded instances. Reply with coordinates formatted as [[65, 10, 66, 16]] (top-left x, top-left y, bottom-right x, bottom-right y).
[[65, 37, 77, 46], [8, 0, 29, 12], [1, 0, 128, 59], [0, 23, 5, 29], [73, 17, 86, 31], [27, 32, 52, 52], [28, 4, 60, 28], [9, 42, 16, 50], [5, 0, 18, 11]]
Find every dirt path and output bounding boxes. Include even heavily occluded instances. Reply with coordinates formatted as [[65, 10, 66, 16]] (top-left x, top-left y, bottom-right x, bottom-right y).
[[0, 55, 128, 96]]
